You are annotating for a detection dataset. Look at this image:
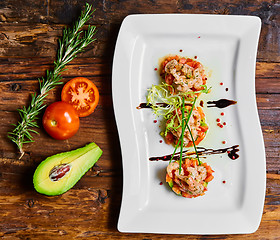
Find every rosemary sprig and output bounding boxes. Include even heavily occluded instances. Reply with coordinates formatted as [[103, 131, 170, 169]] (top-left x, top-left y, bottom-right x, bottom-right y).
[[8, 3, 97, 159]]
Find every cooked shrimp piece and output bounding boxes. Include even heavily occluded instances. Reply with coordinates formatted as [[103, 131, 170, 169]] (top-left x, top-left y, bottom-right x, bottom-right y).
[[167, 106, 203, 147], [161, 56, 207, 93], [165, 158, 214, 198]]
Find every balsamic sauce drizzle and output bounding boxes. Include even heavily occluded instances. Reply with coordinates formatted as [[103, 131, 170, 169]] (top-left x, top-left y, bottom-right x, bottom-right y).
[[149, 145, 239, 161], [206, 99, 237, 108], [136, 103, 168, 109], [138, 99, 239, 161], [137, 99, 237, 110]]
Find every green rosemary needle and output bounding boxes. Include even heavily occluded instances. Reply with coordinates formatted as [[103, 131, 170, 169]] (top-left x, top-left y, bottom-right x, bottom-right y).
[[8, 3, 97, 159]]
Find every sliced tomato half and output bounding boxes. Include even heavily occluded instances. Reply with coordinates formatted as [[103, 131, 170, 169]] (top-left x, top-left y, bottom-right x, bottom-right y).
[[61, 77, 99, 117]]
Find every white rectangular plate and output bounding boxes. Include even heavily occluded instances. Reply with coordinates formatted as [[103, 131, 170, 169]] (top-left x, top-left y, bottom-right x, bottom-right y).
[[112, 14, 265, 234]]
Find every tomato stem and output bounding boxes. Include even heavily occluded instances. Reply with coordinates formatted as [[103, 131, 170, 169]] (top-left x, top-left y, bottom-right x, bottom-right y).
[[51, 120, 57, 126]]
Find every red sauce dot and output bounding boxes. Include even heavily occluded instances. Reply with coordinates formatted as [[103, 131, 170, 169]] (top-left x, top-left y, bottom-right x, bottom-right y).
[[205, 77, 207, 80], [179, 49, 183, 52], [216, 118, 220, 122], [222, 180, 226, 184], [221, 112, 224, 116], [159, 140, 163, 143], [232, 155, 235, 160], [159, 182, 163, 185], [223, 122, 226, 125], [194, 56, 197, 59], [154, 68, 158, 71], [198, 36, 201, 38], [222, 141, 226, 144], [220, 82, 224, 86], [220, 125, 224, 128], [153, 120, 157, 123]]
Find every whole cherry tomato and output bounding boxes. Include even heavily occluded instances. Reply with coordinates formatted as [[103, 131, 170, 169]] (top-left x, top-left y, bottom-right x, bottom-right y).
[[61, 77, 99, 117], [42, 101, 80, 140]]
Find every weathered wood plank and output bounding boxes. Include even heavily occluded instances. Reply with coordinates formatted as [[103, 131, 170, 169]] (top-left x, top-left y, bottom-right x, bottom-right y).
[[0, 173, 279, 239], [0, 1, 279, 239], [0, 0, 279, 62], [0, 58, 279, 172], [0, 58, 279, 95]]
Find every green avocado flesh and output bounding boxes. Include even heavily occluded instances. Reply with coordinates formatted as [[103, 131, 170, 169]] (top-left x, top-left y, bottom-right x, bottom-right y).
[[33, 142, 103, 196]]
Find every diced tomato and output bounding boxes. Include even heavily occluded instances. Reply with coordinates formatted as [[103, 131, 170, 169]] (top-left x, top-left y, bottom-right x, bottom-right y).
[[165, 73, 174, 85], [179, 58, 187, 64], [182, 192, 193, 198], [166, 173, 172, 182], [205, 174, 214, 182], [200, 125, 209, 132], [165, 132, 174, 145]]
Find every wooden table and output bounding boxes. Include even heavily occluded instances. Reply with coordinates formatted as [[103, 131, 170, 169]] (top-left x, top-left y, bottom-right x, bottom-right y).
[[0, 1, 279, 239]]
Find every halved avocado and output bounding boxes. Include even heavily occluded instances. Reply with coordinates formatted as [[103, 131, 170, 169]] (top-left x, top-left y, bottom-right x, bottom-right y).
[[33, 142, 102, 196]]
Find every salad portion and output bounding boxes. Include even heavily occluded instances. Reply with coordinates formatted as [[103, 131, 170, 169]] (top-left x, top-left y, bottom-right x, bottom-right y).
[[161, 56, 207, 95], [147, 55, 212, 198], [166, 158, 214, 198], [165, 105, 208, 147]]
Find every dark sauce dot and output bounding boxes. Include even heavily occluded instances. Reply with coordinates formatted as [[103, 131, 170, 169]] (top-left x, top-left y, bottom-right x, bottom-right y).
[[225, 88, 229, 91], [199, 100, 204, 107]]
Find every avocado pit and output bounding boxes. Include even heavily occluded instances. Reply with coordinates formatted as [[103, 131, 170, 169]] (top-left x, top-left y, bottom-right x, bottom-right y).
[[49, 163, 71, 181]]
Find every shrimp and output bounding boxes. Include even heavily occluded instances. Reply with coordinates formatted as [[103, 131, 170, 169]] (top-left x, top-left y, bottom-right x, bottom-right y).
[[167, 161, 179, 178], [168, 107, 202, 147], [186, 176, 205, 195], [165, 59, 178, 73], [163, 57, 206, 93], [165, 159, 212, 198]]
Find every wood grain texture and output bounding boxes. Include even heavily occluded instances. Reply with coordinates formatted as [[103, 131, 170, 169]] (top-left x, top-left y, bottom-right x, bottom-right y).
[[0, 0, 279, 239]]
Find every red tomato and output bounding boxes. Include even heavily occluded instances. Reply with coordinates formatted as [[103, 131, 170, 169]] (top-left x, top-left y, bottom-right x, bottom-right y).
[[42, 101, 80, 140], [61, 77, 99, 117]]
